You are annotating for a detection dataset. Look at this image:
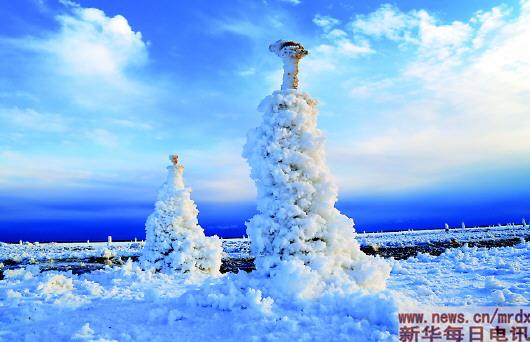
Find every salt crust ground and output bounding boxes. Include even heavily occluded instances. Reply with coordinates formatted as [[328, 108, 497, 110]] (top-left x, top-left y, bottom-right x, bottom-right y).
[[358, 224, 529, 248], [1, 242, 529, 341], [1, 224, 526, 264]]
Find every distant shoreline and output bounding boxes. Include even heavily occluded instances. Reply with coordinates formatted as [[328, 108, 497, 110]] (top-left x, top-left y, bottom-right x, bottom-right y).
[[2, 222, 527, 244]]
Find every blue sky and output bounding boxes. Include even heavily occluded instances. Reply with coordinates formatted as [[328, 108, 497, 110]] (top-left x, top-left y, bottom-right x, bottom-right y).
[[1, 0, 529, 241]]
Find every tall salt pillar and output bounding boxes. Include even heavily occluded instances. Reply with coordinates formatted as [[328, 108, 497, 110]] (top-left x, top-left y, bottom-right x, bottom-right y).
[[243, 40, 390, 292]]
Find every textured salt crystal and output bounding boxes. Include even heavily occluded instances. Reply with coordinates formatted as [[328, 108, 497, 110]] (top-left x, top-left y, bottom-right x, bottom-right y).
[[243, 40, 390, 290], [140, 155, 222, 275]]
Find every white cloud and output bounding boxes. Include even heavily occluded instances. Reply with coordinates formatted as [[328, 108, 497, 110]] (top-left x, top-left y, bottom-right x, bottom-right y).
[[0, 4, 175, 196], [211, 14, 284, 40], [177, 140, 256, 202], [299, 40, 372, 85], [327, 1, 530, 193], [237, 68, 256, 77], [2, 0, 528, 202], [335, 40, 373, 55], [326, 28, 348, 40], [278, 0, 301, 5], [108, 119, 153, 131], [315, 40, 372, 58], [471, 6, 510, 49], [0, 150, 93, 187], [1, 3, 154, 113], [350, 4, 475, 60], [1, 107, 69, 133], [415, 11, 473, 60], [0, 147, 164, 192], [351, 4, 415, 41], [214, 19, 265, 38], [47, 7, 148, 79], [348, 79, 396, 98], [313, 15, 340, 32], [0, 4, 158, 152], [85, 128, 119, 148], [306, 16, 373, 79], [4, 5, 148, 82]]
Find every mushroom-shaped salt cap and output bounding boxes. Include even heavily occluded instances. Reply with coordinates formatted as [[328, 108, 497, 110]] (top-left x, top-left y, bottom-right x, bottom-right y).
[[170, 154, 179, 165], [269, 40, 308, 90], [168, 154, 184, 188], [269, 40, 308, 59]]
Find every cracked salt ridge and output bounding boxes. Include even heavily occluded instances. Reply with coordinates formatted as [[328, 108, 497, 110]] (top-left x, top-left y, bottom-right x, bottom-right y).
[[1, 224, 528, 277]]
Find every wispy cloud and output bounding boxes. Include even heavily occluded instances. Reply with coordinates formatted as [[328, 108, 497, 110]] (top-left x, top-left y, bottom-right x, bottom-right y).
[[107, 119, 153, 131], [317, 1, 530, 194], [49, 7, 147, 79], [0, 150, 93, 187], [213, 19, 267, 39], [313, 15, 340, 31], [4, 6, 147, 81], [350, 4, 416, 42], [237, 68, 256, 77], [1, 0, 529, 204], [180, 140, 255, 202], [1, 107, 69, 133], [278, 0, 301, 5], [85, 129, 119, 148], [0, 3, 162, 191]]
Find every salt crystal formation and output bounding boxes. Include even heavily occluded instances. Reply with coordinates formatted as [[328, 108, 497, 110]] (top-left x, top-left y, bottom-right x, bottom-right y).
[[269, 40, 308, 91], [140, 155, 222, 274], [243, 40, 390, 290]]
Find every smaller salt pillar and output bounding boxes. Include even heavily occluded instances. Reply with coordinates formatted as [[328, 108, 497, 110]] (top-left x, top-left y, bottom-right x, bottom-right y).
[[140, 154, 223, 274]]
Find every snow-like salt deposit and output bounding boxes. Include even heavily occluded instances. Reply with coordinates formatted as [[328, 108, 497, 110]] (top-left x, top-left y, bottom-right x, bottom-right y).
[[1, 242, 528, 340], [0, 224, 527, 268], [243, 40, 389, 292], [72, 323, 95, 340], [388, 242, 530, 306], [140, 155, 222, 275], [38, 274, 74, 295], [357, 224, 530, 248]]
